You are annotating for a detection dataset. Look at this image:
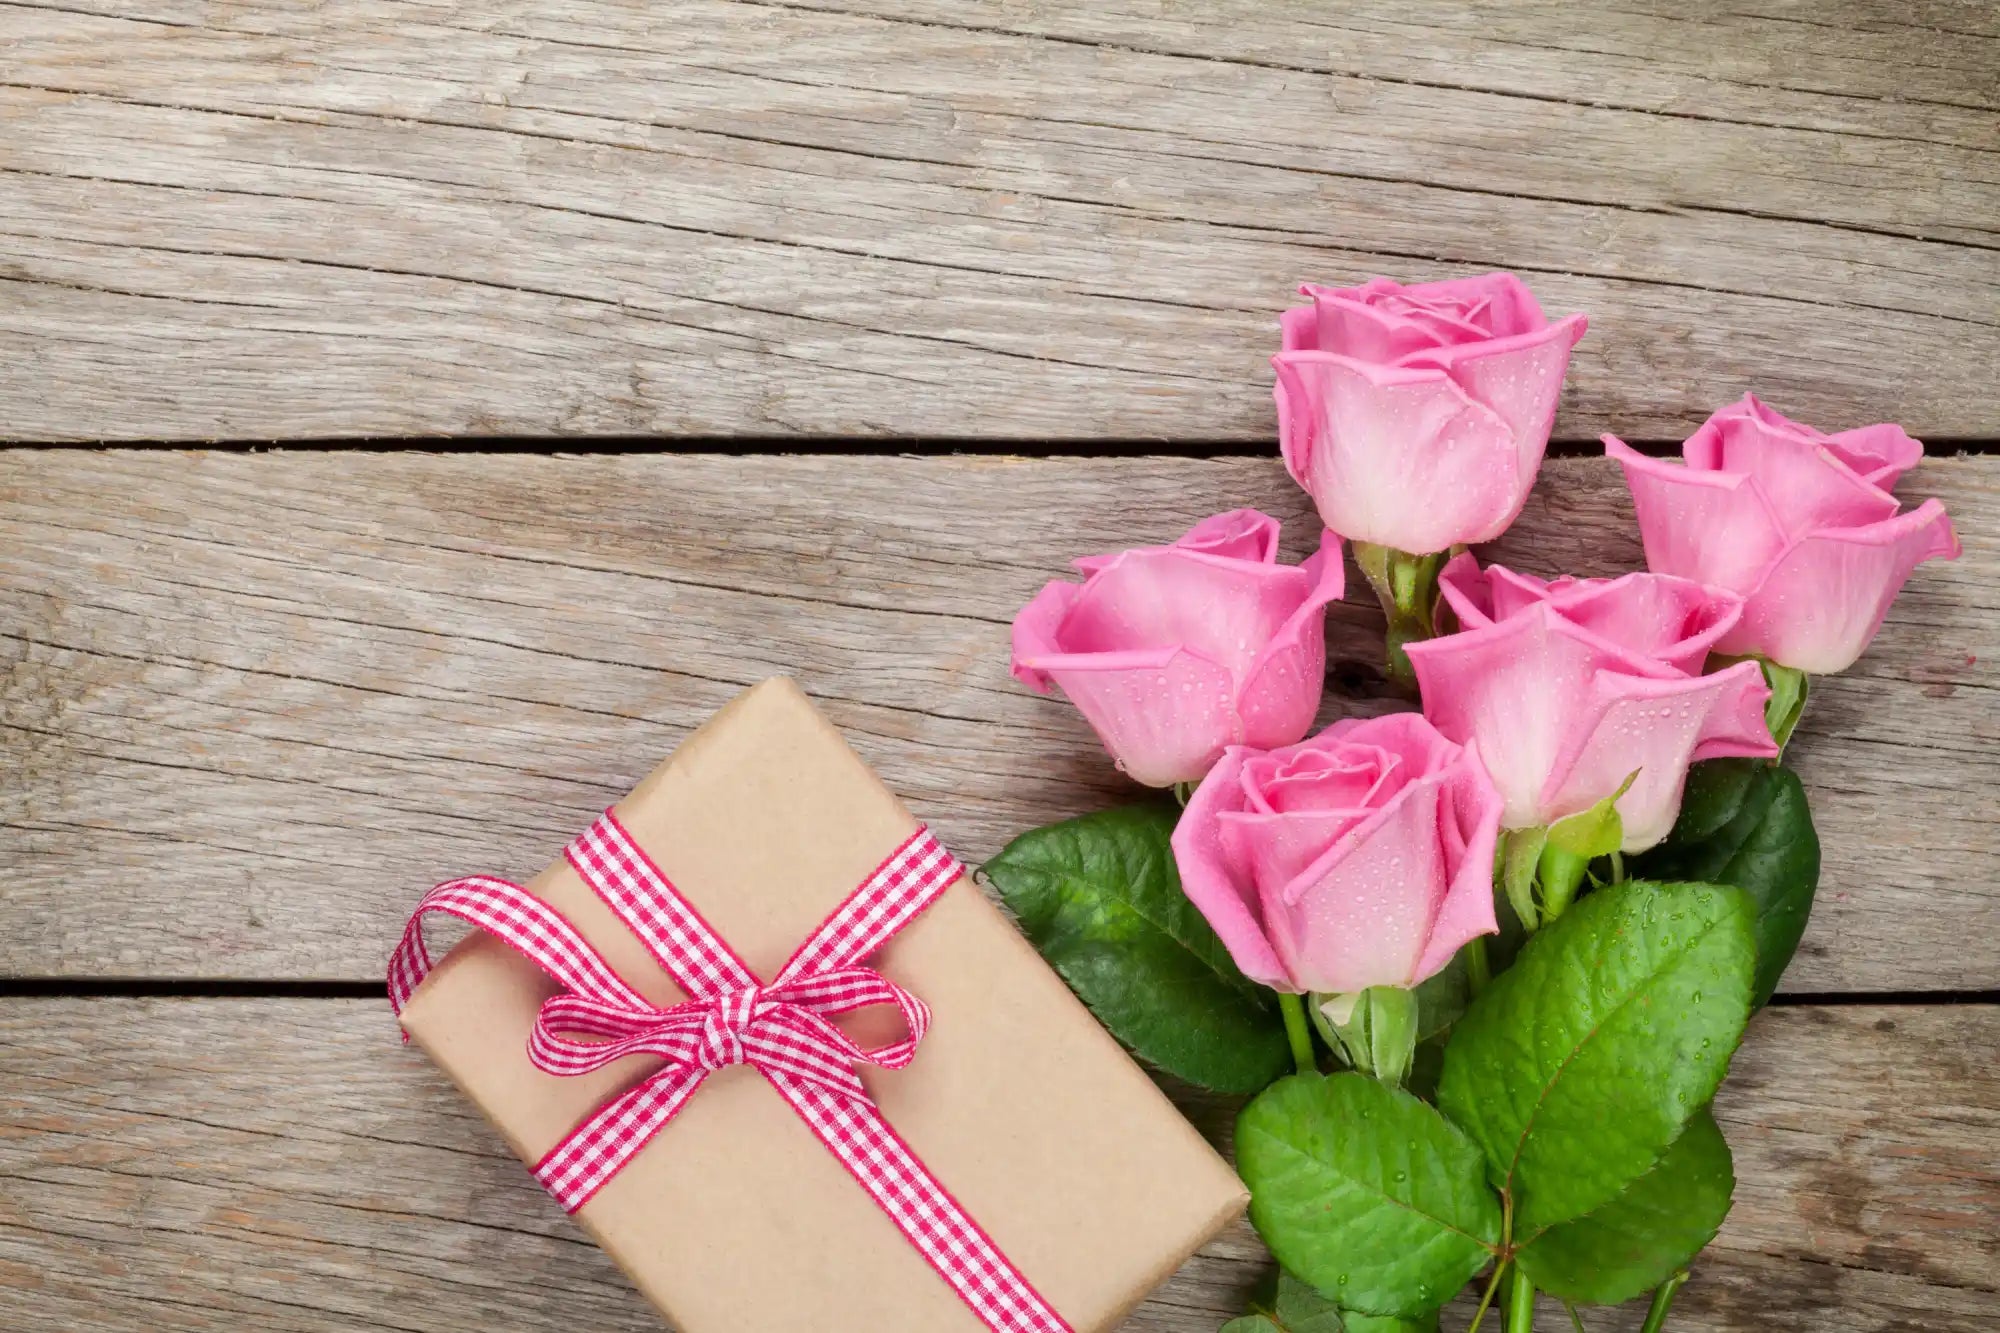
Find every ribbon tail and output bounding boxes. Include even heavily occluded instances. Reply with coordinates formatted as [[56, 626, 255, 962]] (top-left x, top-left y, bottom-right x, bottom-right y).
[[533, 1065, 710, 1214], [763, 1069, 1074, 1333]]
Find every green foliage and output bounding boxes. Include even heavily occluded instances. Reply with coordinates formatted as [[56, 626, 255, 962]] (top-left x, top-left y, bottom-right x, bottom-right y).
[[1437, 881, 1756, 1235], [1635, 758, 1821, 1007], [1220, 1274, 1349, 1333], [1546, 776, 1635, 860], [1516, 1109, 1734, 1305], [1311, 986, 1420, 1087], [1760, 661, 1811, 751], [1236, 1073, 1501, 1317], [983, 804, 1291, 1093], [1409, 950, 1474, 1041], [1341, 1314, 1439, 1333], [992, 787, 1785, 1324], [1500, 828, 1547, 932]]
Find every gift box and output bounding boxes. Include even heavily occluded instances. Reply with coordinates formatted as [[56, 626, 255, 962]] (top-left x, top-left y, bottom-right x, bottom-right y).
[[394, 678, 1246, 1332]]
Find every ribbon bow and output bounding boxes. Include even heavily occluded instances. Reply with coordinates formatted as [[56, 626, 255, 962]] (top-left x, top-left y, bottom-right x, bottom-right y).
[[390, 809, 1071, 1333]]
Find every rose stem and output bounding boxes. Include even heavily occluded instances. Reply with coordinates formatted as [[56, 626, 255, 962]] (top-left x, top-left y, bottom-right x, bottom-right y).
[[1466, 1261, 1508, 1333], [1638, 1272, 1688, 1333], [1506, 1265, 1535, 1332], [1609, 850, 1626, 885], [1276, 992, 1316, 1075], [1465, 936, 1492, 996]]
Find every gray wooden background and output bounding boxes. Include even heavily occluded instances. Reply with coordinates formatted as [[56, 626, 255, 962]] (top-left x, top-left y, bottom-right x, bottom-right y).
[[2, 3, 1996, 1330]]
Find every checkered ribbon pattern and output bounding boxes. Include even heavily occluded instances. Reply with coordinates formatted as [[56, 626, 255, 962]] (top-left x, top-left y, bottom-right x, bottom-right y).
[[389, 808, 1073, 1333]]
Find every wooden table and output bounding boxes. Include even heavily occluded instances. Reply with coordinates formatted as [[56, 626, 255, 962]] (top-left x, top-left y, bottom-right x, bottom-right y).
[[2, 4, 1995, 1329]]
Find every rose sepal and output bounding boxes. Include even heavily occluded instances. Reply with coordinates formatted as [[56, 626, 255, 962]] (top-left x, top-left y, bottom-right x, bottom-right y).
[[1312, 986, 1421, 1089]]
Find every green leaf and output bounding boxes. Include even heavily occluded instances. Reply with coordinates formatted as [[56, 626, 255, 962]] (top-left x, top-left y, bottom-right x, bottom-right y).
[[1760, 662, 1810, 751], [1657, 757, 1759, 844], [1546, 772, 1637, 860], [1237, 1072, 1501, 1317], [1436, 881, 1756, 1234], [1412, 951, 1473, 1041], [1633, 759, 1821, 1008], [984, 804, 1290, 1093], [1535, 842, 1590, 921], [1223, 1273, 1350, 1333], [1517, 1110, 1735, 1305], [1343, 1313, 1439, 1333], [1269, 1274, 1351, 1332], [1500, 828, 1546, 932]]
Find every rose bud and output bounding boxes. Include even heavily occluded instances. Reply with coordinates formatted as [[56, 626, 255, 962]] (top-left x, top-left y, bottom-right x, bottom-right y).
[[1011, 510, 1344, 788], [1406, 555, 1777, 856], [1272, 273, 1587, 556], [1169, 713, 1504, 996], [1606, 394, 1960, 676]]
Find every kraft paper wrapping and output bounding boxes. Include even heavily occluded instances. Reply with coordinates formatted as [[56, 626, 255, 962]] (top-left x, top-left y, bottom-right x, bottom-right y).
[[398, 678, 1247, 1333]]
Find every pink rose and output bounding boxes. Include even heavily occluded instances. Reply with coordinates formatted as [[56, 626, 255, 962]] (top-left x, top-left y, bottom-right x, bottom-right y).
[[1011, 510, 1344, 788], [1606, 394, 1961, 674], [1405, 555, 1778, 852], [1272, 273, 1588, 554], [1171, 714, 1503, 995]]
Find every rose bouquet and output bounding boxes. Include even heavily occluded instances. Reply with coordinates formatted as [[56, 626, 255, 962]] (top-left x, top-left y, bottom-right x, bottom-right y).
[[987, 274, 1960, 1331]]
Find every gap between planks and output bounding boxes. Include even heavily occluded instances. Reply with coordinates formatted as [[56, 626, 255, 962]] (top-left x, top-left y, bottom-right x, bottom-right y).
[[0, 451, 1992, 991], [3, 438, 2000, 458], [0, 999, 1994, 1331]]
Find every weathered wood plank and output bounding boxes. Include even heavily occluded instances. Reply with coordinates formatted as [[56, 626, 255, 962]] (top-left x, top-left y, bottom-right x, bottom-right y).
[[1, 1000, 1992, 1330], [2, 1, 1995, 441], [802, 0, 2000, 142], [1, 450, 1991, 988]]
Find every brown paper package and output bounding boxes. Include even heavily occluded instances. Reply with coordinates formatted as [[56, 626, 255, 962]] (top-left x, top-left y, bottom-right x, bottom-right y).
[[399, 678, 1248, 1333]]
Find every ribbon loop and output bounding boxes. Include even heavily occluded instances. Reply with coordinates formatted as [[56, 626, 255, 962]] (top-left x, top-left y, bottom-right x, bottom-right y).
[[390, 809, 1073, 1333]]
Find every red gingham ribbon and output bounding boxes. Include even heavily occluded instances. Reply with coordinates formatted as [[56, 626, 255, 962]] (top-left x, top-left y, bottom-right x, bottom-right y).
[[390, 809, 1072, 1333]]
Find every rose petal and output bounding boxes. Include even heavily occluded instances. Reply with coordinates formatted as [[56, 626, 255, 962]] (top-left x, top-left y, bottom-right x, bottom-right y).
[[1404, 611, 1590, 829], [1330, 709, 1467, 779], [1263, 776, 1452, 993], [1411, 742, 1505, 982], [1827, 422, 1925, 490], [1693, 405, 1902, 537], [1172, 508, 1284, 564], [1072, 508, 1282, 576], [1173, 751, 1293, 989], [1440, 555, 1745, 676], [1406, 607, 1677, 830], [1245, 744, 1403, 814], [1051, 647, 1239, 788], [1272, 353, 1523, 552], [1279, 304, 1322, 354], [1219, 806, 1372, 904], [1481, 563, 1559, 623], [1388, 271, 1549, 339], [1009, 578, 1082, 693], [1238, 530, 1345, 748], [1539, 661, 1776, 852], [1436, 550, 1499, 629], [1719, 499, 1963, 673], [1538, 570, 1745, 675], [1607, 435, 1791, 595], [1058, 546, 1307, 682], [1702, 395, 1921, 495], [1307, 280, 1472, 361], [1404, 313, 1585, 500]]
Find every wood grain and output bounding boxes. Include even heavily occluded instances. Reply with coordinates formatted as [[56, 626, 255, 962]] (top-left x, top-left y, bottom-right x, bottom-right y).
[[1, 449, 1991, 988], [2, 999, 1993, 1331], [3, 1, 1996, 442]]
